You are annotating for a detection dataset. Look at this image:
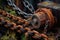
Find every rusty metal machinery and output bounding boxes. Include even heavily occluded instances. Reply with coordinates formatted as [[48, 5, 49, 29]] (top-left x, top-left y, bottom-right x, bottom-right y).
[[0, 0, 60, 40], [6, 0, 55, 29], [0, 7, 55, 40], [37, 1, 60, 39], [38, 1, 60, 26], [29, 8, 55, 29], [0, 8, 55, 30]]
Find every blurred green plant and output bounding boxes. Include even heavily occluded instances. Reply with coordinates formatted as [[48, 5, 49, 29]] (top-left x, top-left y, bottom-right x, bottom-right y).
[[1, 30, 17, 40], [21, 34, 26, 40]]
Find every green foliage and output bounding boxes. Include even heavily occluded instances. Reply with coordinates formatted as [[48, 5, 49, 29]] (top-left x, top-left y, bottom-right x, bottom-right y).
[[10, 10, 17, 15], [0, 0, 17, 16], [4, 7, 17, 16], [0, 0, 7, 9], [0, 0, 3, 9], [21, 34, 26, 40], [1, 31, 17, 40]]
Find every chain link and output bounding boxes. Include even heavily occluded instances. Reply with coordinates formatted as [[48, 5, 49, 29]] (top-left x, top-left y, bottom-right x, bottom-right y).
[[44, 20, 49, 34], [7, 0, 33, 18], [22, 0, 35, 13]]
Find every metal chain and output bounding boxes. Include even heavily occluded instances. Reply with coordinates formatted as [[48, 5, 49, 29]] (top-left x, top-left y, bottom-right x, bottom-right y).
[[7, 0, 33, 18], [44, 20, 49, 34], [0, 17, 48, 40], [0, 10, 29, 27], [22, 0, 35, 13]]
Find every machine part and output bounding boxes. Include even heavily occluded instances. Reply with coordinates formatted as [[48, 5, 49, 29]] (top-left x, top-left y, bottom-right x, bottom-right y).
[[38, 1, 60, 27], [0, 17, 48, 40], [40, 8, 54, 27], [7, 0, 33, 19], [0, 8, 55, 30], [30, 8, 54, 29]]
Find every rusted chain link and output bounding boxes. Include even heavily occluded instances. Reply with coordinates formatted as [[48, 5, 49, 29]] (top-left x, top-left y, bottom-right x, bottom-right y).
[[0, 9, 29, 27], [0, 17, 48, 40]]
